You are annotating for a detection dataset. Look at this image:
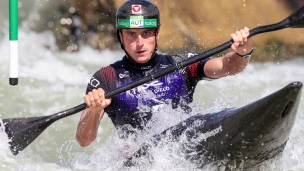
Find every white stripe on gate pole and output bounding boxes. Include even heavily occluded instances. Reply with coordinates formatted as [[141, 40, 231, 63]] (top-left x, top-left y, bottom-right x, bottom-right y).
[[9, 0, 18, 86]]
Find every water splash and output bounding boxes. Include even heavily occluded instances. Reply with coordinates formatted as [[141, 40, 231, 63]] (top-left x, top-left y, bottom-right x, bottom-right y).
[[0, 119, 11, 154], [66, 104, 204, 170], [0, 28, 303, 170]]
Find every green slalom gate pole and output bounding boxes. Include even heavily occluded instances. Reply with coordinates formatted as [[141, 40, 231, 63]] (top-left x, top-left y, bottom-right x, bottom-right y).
[[9, 0, 18, 86]]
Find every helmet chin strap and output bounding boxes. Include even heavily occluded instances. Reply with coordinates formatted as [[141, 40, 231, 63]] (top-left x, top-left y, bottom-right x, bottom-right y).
[[149, 29, 159, 59]]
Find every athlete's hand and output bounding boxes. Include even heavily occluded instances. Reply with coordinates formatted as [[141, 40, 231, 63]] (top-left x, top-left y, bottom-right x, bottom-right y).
[[84, 88, 112, 113], [230, 27, 253, 56]]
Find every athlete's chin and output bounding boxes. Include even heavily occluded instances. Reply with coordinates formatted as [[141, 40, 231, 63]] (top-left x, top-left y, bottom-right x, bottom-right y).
[[133, 55, 151, 63], [135, 57, 150, 64]]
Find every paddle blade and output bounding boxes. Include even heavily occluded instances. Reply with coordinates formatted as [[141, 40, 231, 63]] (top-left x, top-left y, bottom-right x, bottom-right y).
[[0, 103, 86, 155], [286, 5, 304, 28], [248, 5, 304, 38], [2, 116, 54, 155]]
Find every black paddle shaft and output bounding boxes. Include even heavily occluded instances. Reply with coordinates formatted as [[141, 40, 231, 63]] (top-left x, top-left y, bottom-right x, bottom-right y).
[[2, 5, 304, 155]]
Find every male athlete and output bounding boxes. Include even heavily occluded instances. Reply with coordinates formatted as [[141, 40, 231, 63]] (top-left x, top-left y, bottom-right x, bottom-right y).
[[76, 0, 253, 147]]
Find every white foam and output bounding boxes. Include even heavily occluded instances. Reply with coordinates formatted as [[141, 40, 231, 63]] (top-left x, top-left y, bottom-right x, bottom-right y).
[[0, 28, 303, 170], [0, 120, 11, 154]]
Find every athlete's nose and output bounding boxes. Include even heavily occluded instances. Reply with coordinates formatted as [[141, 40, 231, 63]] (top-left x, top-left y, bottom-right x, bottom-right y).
[[136, 35, 144, 47]]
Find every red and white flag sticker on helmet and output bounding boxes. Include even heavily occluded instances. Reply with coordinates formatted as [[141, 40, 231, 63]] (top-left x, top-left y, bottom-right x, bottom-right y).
[[132, 5, 142, 14]]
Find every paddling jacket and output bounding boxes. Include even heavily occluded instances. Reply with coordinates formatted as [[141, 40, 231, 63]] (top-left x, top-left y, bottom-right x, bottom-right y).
[[86, 53, 212, 130]]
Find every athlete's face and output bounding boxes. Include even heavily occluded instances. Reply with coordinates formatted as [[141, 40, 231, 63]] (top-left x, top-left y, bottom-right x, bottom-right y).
[[120, 28, 159, 64]]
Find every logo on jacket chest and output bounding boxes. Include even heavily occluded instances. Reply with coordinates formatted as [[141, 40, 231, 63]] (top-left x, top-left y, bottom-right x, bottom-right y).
[[115, 71, 189, 116], [119, 71, 130, 79], [153, 86, 170, 94], [120, 72, 186, 100]]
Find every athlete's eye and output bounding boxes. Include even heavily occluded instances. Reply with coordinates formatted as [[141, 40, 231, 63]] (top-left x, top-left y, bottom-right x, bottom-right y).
[[128, 32, 135, 37], [143, 31, 151, 36]]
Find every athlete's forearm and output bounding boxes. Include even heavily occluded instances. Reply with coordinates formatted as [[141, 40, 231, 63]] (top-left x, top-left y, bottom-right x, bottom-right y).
[[76, 108, 103, 147], [204, 52, 249, 78], [223, 52, 250, 75]]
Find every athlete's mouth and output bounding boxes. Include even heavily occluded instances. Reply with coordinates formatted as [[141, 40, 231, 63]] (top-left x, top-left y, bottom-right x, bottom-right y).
[[136, 50, 146, 54]]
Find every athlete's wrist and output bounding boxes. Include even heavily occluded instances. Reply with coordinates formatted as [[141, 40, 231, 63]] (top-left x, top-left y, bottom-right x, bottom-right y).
[[88, 107, 103, 115], [236, 48, 254, 58]]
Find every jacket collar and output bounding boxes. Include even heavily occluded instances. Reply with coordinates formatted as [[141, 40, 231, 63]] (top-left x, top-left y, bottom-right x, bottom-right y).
[[123, 53, 159, 71]]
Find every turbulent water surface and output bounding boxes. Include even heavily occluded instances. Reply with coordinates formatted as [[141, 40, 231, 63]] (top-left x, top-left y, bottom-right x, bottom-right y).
[[1, 1, 304, 170], [0, 28, 303, 171]]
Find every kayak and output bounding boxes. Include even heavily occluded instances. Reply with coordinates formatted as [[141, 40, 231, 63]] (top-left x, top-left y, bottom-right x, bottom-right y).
[[125, 82, 302, 169]]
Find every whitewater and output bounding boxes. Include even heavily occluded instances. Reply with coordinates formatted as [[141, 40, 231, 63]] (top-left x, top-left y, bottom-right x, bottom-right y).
[[0, 0, 304, 169], [0, 27, 303, 170]]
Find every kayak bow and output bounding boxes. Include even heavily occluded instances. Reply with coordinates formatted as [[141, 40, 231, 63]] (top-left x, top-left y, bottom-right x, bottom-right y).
[[126, 82, 302, 169]]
